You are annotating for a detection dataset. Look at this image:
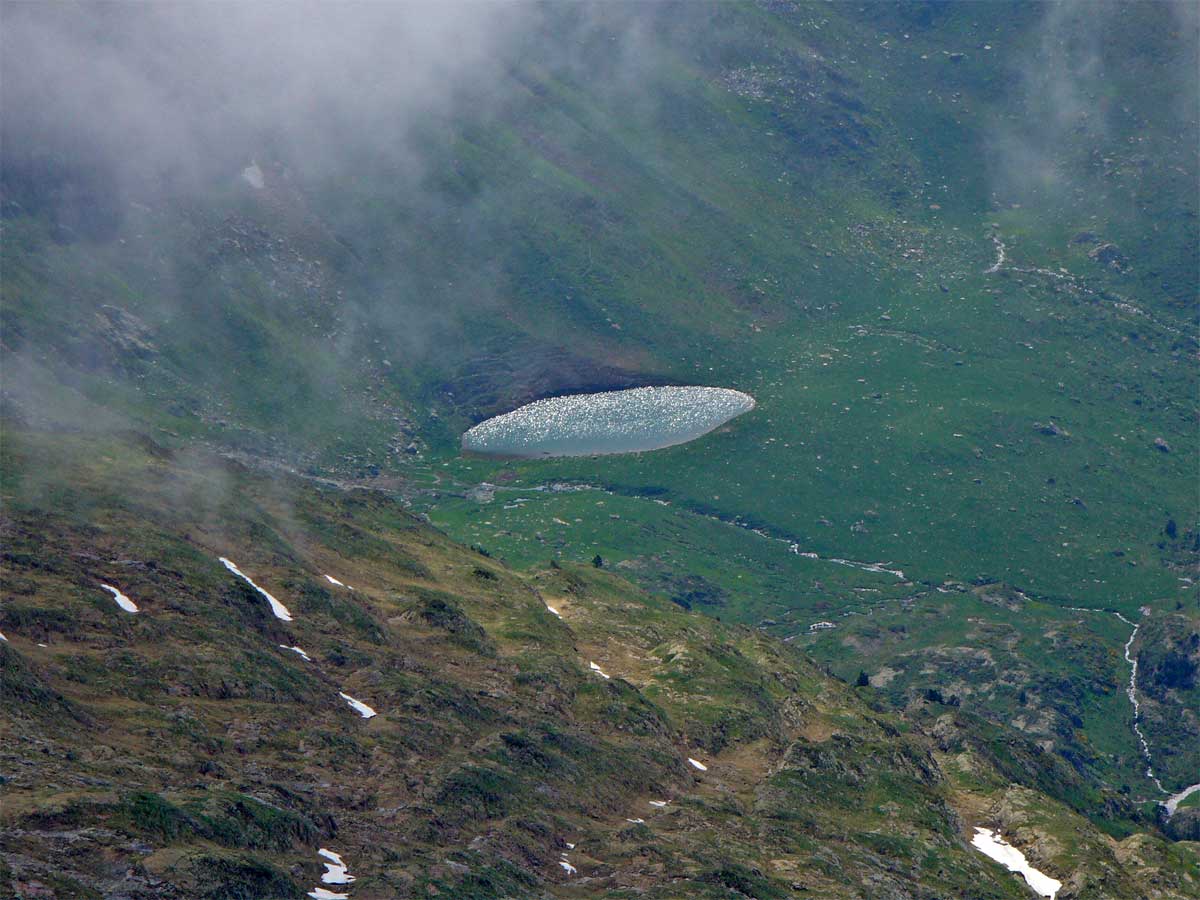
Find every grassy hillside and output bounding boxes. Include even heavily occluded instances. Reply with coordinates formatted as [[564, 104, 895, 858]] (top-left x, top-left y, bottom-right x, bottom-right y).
[[2, 427, 1197, 898], [2, 0, 1197, 876]]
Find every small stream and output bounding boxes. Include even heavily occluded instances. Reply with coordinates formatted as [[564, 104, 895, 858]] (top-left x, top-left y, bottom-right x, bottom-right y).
[[1114, 612, 1167, 794], [984, 235, 1006, 274], [982, 234, 1183, 336], [480, 481, 910, 584], [1069, 607, 1199, 814]]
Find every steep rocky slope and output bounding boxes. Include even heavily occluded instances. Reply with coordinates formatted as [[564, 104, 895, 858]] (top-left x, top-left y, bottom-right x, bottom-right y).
[[2, 428, 1196, 899]]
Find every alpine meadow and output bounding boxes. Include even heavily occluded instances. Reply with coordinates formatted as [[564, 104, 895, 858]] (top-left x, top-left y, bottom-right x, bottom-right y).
[[1, 2, 1197, 899]]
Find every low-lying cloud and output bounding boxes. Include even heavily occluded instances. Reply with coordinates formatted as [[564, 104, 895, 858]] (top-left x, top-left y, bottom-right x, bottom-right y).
[[2, 2, 544, 197]]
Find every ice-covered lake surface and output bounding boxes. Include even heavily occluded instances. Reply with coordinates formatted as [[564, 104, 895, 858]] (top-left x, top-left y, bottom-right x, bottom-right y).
[[462, 386, 755, 458], [970, 828, 1061, 898]]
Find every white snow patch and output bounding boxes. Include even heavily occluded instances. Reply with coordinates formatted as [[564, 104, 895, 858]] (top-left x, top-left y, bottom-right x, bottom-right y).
[[626, 818, 645, 824], [100, 584, 138, 613], [280, 645, 312, 661], [589, 661, 610, 679], [970, 828, 1061, 898], [219, 558, 293, 621], [339, 692, 377, 719], [318, 848, 355, 885], [546, 605, 562, 618], [565, 842, 575, 849], [687, 757, 708, 771], [0, 630, 7, 642], [241, 161, 265, 189], [324, 574, 352, 589], [648, 800, 668, 807], [558, 860, 577, 875], [307, 890, 348, 900]]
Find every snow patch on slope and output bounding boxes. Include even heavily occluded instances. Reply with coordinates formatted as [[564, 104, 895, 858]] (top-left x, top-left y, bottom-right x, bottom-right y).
[[219, 557, 293, 621], [339, 692, 377, 719], [100, 584, 138, 613], [970, 828, 1061, 898]]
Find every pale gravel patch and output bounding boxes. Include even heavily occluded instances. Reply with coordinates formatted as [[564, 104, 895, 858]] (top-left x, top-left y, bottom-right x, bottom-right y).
[[1165, 783, 1200, 818]]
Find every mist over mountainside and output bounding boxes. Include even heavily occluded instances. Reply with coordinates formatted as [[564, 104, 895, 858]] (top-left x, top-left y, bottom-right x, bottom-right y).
[[1, 2, 1198, 898]]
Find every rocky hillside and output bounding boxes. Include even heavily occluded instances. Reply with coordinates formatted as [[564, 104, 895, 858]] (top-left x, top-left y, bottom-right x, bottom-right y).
[[1, 2, 1198, 897], [1, 428, 1197, 899]]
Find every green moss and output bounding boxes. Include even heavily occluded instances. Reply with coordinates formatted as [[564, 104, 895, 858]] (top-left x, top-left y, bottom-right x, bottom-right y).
[[418, 857, 538, 900], [188, 853, 300, 900], [699, 862, 790, 900], [434, 766, 521, 825], [407, 589, 497, 656], [290, 579, 385, 644]]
